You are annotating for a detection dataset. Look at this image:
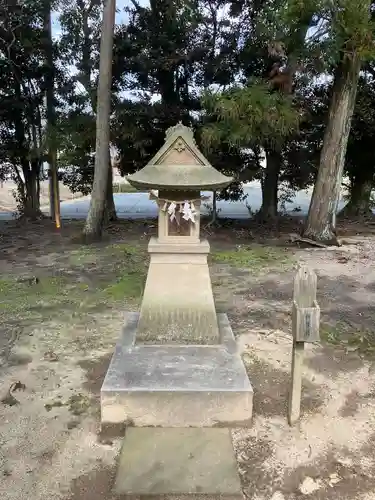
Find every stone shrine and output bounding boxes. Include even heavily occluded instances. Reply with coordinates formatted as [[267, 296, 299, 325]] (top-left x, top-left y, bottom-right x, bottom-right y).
[[101, 123, 253, 498], [129, 123, 231, 345]]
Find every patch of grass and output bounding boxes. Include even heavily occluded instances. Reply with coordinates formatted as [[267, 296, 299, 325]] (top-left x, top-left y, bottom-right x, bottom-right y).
[[67, 393, 91, 416], [102, 270, 145, 300], [69, 246, 99, 266], [45, 400, 64, 412], [105, 242, 141, 257], [99, 243, 147, 300], [67, 243, 147, 298], [43, 394, 91, 416], [321, 322, 375, 357], [0, 276, 70, 314], [0, 243, 148, 325], [69, 242, 143, 266], [320, 324, 342, 345], [211, 245, 292, 273]]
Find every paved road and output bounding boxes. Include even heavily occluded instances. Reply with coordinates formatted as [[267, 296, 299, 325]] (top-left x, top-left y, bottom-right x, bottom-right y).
[[0, 182, 348, 221]]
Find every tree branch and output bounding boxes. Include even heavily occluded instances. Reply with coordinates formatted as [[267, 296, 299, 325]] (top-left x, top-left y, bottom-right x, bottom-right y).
[[129, 0, 144, 14]]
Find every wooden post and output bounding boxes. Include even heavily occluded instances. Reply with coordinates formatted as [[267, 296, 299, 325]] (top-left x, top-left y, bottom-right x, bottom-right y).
[[288, 266, 320, 426]]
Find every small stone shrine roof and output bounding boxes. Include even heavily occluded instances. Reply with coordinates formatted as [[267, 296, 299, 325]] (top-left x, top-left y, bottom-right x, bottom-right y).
[[126, 123, 233, 191]]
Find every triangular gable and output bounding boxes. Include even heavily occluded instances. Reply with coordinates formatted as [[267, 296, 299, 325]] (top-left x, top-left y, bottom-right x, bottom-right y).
[[146, 123, 212, 167]]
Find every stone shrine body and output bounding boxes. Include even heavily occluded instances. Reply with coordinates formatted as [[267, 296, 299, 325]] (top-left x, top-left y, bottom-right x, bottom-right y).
[[100, 123, 253, 497], [137, 188, 218, 345]]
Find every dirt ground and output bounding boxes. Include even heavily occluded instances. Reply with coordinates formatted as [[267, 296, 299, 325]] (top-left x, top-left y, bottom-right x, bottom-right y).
[[1, 217, 375, 500]]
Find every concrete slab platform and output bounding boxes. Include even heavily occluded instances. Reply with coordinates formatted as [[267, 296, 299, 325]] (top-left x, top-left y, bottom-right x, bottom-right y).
[[101, 313, 253, 427], [114, 428, 243, 498]]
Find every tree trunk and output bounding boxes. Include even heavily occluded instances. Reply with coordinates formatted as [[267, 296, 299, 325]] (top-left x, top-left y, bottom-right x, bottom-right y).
[[44, 0, 60, 226], [23, 166, 41, 219], [105, 162, 117, 222], [342, 176, 373, 216], [303, 52, 361, 244], [258, 149, 281, 220], [209, 190, 218, 224], [78, 2, 116, 225], [37, 173, 40, 204], [83, 0, 116, 241]]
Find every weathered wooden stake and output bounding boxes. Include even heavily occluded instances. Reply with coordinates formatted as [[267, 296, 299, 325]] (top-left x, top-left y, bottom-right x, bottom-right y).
[[288, 266, 320, 426]]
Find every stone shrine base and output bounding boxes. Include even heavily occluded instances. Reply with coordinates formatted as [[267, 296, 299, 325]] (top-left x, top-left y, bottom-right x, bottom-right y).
[[114, 428, 243, 499], [101, 313, 253, 427]]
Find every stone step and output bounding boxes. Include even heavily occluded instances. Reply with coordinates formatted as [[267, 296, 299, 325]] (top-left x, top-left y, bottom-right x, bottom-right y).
[[114, 428, 243, 499]]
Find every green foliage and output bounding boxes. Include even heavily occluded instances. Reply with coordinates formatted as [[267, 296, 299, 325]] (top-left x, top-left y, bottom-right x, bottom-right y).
[[282, 82, 330, 189], [330, 0, 373, 59], [58, 0, 102, 109], [286, 0, 374, 64], [202, 81, 302, 151], [0, 1, 47, 215], [101, 244, 147, 299], [342, 75, 375, 211], [109, 0, 256, 202], [348, 76, 375, 152], [67, 393, 91, 416], [103, 271, 145, 300], [111, 99, 166, 176], [68, 242, 148, 300], [58, 110, 96, 194], [0, 0, 73, 217]]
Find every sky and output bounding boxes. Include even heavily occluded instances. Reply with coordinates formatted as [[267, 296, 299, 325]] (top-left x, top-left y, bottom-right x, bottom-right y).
[[51, 0, 149, 38]]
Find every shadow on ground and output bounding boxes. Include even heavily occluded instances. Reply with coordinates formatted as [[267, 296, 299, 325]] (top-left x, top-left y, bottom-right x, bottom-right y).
[[247, 357, 323, 418]]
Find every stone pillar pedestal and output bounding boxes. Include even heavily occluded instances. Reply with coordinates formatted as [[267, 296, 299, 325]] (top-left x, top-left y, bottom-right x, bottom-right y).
[[135, 189, 220, 345], [136, 237, 219, 344]]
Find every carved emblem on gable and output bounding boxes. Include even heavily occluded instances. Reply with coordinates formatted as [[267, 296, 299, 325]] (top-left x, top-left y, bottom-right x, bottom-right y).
[[174, 139, 186, 153], [151, 121, 207, 166]]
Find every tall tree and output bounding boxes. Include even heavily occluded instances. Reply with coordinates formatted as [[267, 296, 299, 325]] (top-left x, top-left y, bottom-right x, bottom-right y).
[[197, 0, 316, 218], [224, 0, 316, 218], [59, 0, 117, 221], [303, 0, 373, 243], [0, 1, 46, 218], [43, 0, 61, 227], [83, 0, 116, 240], [342, 76, 375, 216]]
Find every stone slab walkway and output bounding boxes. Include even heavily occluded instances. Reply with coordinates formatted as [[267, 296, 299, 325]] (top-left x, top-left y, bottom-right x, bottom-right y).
[[115, 428, 242, 498]]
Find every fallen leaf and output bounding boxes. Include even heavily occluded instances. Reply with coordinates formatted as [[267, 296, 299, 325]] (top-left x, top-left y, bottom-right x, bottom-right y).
[[337, 256, 349, 264], [299, 477, 324, 495], [44, 350, 59, 362], [345, 346, 359, 353]]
